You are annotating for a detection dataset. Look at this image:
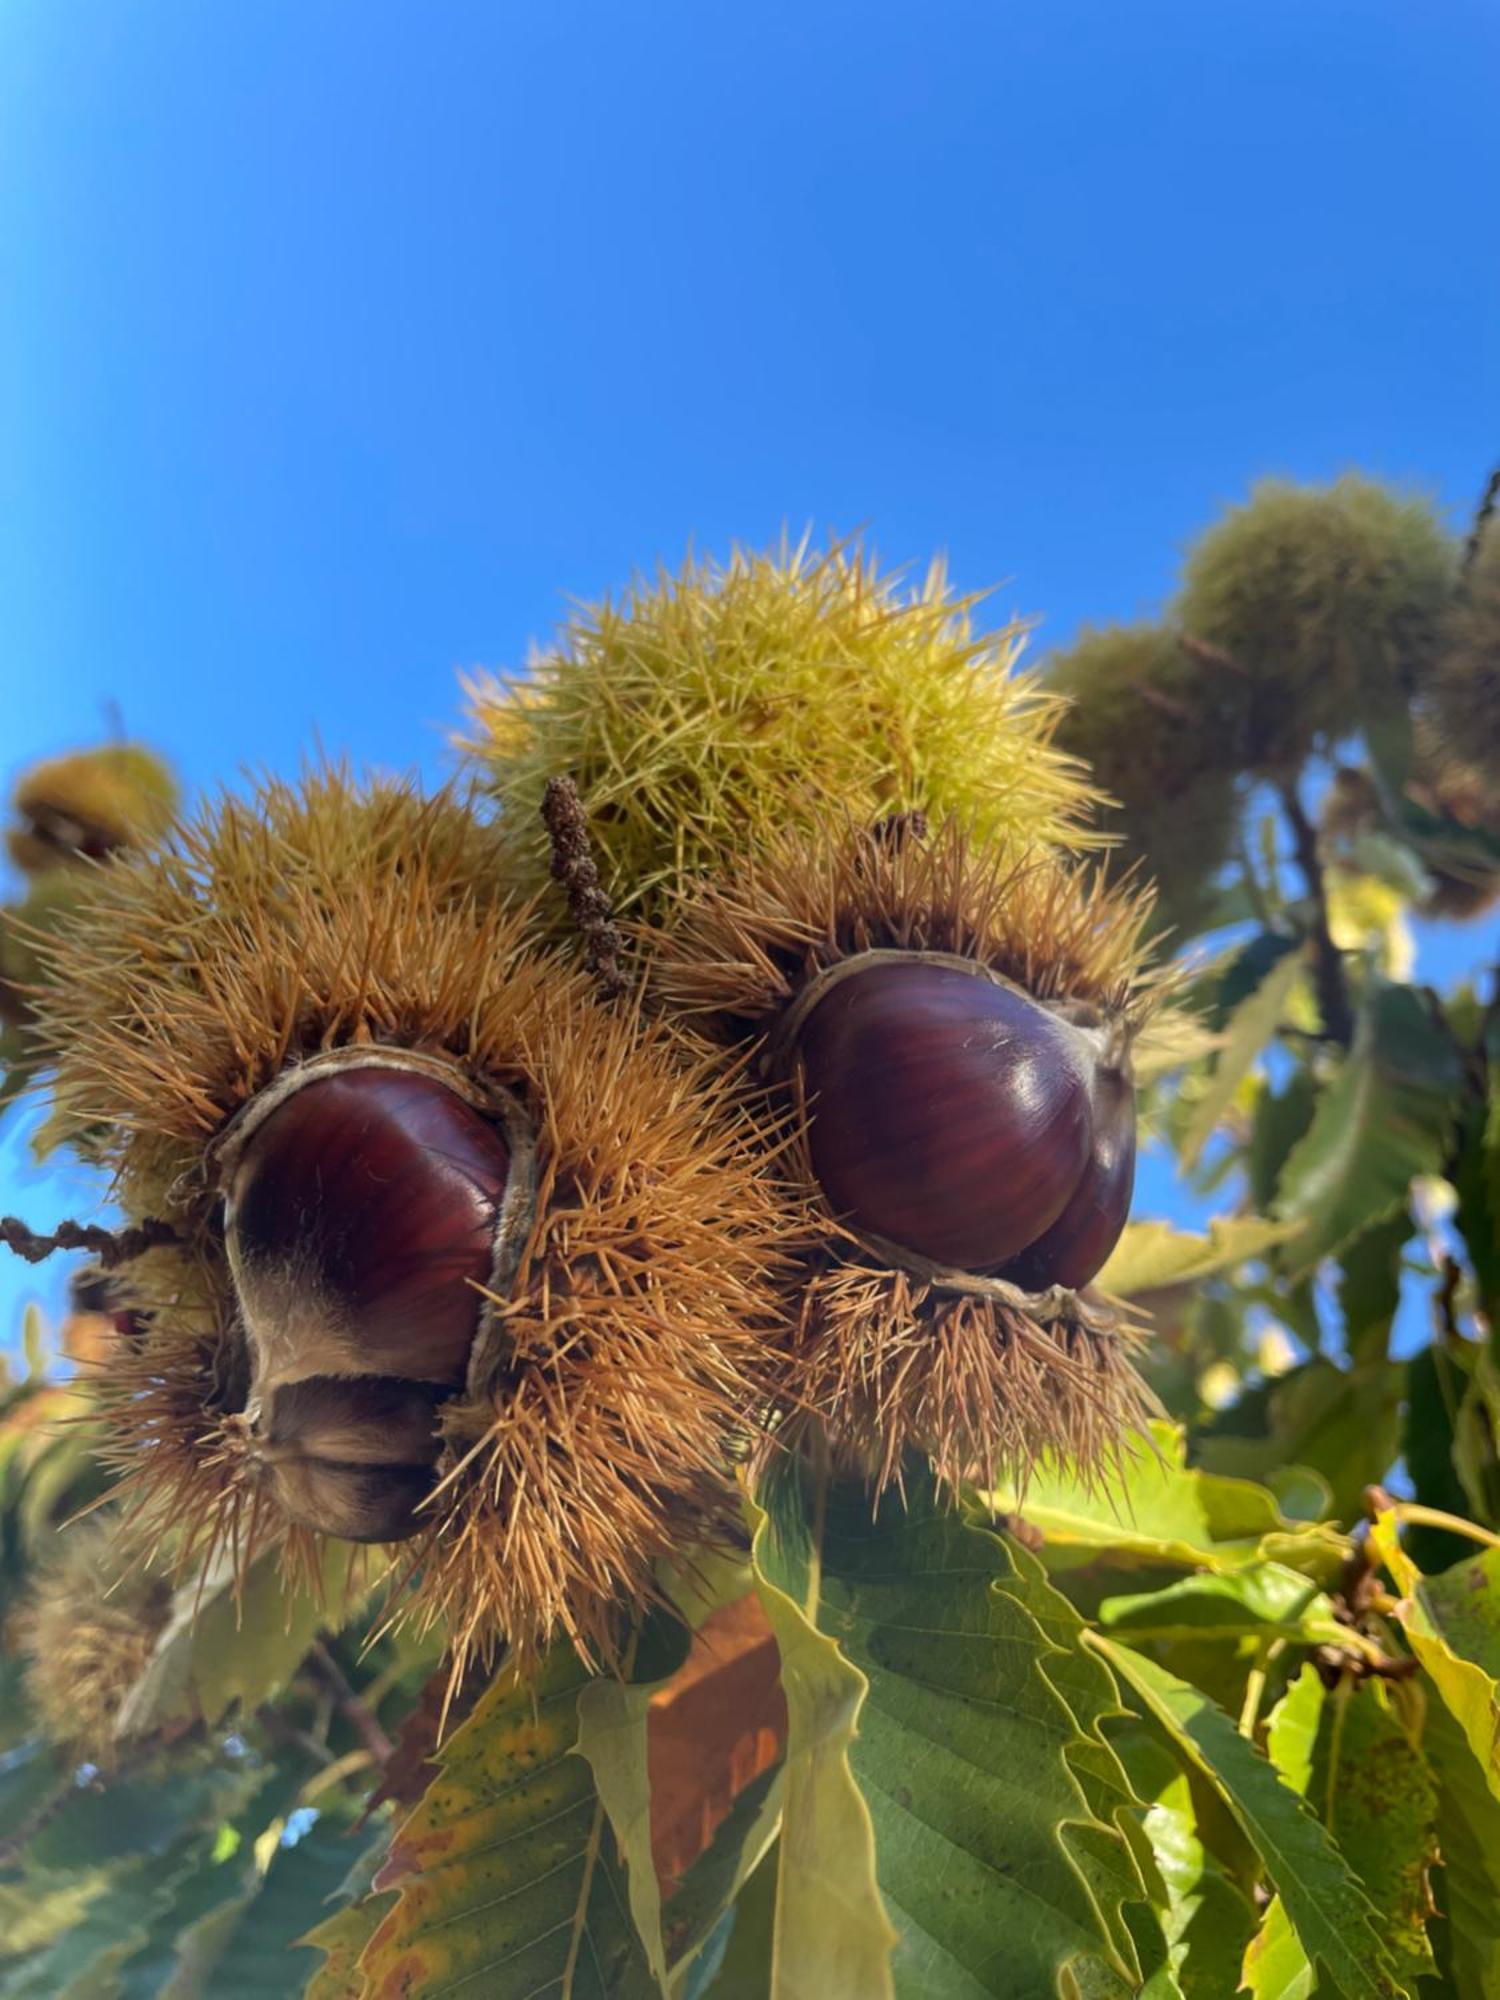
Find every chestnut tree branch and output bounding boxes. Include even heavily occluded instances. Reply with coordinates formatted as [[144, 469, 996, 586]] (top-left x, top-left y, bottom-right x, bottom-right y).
[[0, 1214, 179, 1269], [540, 776, 628, 1001], [1277, 778, 1354, 1048], [306, 1640, 396, 1766], [1463, 464, 1500, 577]]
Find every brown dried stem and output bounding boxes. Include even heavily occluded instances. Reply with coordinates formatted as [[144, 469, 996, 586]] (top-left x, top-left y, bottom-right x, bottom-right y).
[[0, 1215, 180, 1269], [306, 1640, 396, 1765], [1463, 464, 1500, 577], [1277, 779, 1354, 1047], [540, 776, 628, 1000]]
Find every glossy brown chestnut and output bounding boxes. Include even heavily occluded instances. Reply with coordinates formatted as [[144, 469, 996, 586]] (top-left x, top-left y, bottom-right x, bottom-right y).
[[792, 957, 1133, 1284], [260, 1376, 451, 1543], [219, 1058, 524, 1542], [998, 1065, 1136, 1291], [225, 1065, 513, 1392]]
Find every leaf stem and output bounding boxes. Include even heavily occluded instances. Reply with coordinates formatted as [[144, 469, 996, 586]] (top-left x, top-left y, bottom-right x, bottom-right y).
[[1385, 1502, 1500, 1553]]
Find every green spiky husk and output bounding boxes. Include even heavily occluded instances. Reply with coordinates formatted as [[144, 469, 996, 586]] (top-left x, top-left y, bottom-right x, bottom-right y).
[[1047, 623, 1243, 937], [1176, 476, 1456, 772], [7, 745, 179, 875], [462, 538, 1100, 928], [1423, 524, 1500, 776], [14, 1514, 173, 1759]]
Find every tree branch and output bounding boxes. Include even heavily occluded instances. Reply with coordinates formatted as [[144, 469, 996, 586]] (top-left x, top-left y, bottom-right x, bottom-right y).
[[1463, 464, 1500, 578], [0, 1215, 180, 1269], [1277, 779, 1354, 1048]]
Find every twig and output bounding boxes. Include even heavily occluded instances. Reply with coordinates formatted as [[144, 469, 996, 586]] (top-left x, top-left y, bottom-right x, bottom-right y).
[[1179, 632, 1253, 680], [1277, 779, 1354, 1047], [539, 777, 628, 1001], [1463, 465, 1500, 578], [0, 1215, 180, 1269], [306, 1641, 395, 1765]]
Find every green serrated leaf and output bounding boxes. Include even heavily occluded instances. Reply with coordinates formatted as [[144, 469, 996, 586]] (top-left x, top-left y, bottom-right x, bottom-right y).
[[1091, 1637, 1399, 2000], [1404, 1343, 1487, 1571], [1254, 1666, 1439, 1998], [1095, 1217, 1298, 1299], [1422, 1693, 1500, 1997], [165, 1822, 364, 1999], [118, 1541, 375, 1740], [1276, 981, 1461, 1278], [745, 1486, 897, 2000], [1248, 1069, 1319, 1213], [1182, 945, 1307, 1167], [988, 1422, 1344, 1579], [358, 1642, 658, 2000], [1123, 1749, 1254, 2000], [302, 1898, 388, 2000], [754, 1469, 1150, 1999], [1099, 1565, 1346, 1647]]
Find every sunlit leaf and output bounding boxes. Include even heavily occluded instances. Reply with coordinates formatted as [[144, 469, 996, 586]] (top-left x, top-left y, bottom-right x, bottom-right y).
[[1092, 1638, 1398, 1999], [754, 1469, 1151, 1999], [1276, 981, 1461, 1278], [1096, 1217, 1297, 1299], [1369, 1512, 1500, 1802], [1181, 944, 1306, 1167]]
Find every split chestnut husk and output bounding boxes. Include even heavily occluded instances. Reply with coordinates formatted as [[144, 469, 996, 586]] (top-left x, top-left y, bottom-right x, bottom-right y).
[[31, 771, 789, 1668], [653, 815, 1167, 1492]]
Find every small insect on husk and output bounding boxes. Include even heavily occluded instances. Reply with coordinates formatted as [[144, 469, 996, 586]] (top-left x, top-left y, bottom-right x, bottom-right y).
[[652, 813, 1168, 1498], [30, 769, 789, 1672]]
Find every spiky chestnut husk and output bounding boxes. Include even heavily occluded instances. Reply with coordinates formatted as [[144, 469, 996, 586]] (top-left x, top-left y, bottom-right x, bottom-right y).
[[1047, 623, 1244, 937], [7, 744, 179, 876], [652, 816, 1166, 1494], [1422, 523, 1500, 778], [13, 1514, 173, 1760], [461, 538, 1099, 928], [33, 772, 789, 1669], [1175, 476, 1456, 774]]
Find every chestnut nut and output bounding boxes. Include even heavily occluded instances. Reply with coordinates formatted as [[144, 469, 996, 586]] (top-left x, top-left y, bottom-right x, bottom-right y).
[[790, 955, 1135, 1289], [217, 1053, 533, 1541]]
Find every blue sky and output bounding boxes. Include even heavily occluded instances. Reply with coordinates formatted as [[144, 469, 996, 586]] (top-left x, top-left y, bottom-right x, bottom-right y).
[[2, 0, 1497, 1345]]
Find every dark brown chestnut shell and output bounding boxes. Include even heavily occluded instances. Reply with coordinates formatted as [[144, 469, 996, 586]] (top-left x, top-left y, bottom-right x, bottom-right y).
[[214, 1047, 537, 1541], [787, 952, 1135, 1289]]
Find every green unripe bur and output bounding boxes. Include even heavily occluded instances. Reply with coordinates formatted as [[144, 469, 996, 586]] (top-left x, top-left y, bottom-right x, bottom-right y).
[[462, 538, 1099, 923]]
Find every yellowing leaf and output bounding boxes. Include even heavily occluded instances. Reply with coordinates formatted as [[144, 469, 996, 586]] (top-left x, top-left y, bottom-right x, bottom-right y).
[[1370, 1511, 1500, 1803], [1095, 1217, 1298, 1298]]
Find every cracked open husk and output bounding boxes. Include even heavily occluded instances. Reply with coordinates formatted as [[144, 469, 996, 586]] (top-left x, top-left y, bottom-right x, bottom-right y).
[[652, 815, 1167, 1494], [32, 770, 791, 1671]]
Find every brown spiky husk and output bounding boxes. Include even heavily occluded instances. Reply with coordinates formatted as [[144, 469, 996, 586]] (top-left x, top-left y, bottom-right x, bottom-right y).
[[32, 771, 791, 1671], [14, 1514, 173, 1759], [652, 817, 1164, 1493]]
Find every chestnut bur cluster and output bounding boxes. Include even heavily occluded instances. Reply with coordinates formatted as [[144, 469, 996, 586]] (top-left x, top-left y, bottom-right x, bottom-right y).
[[8, 540, 1172, 1688]]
